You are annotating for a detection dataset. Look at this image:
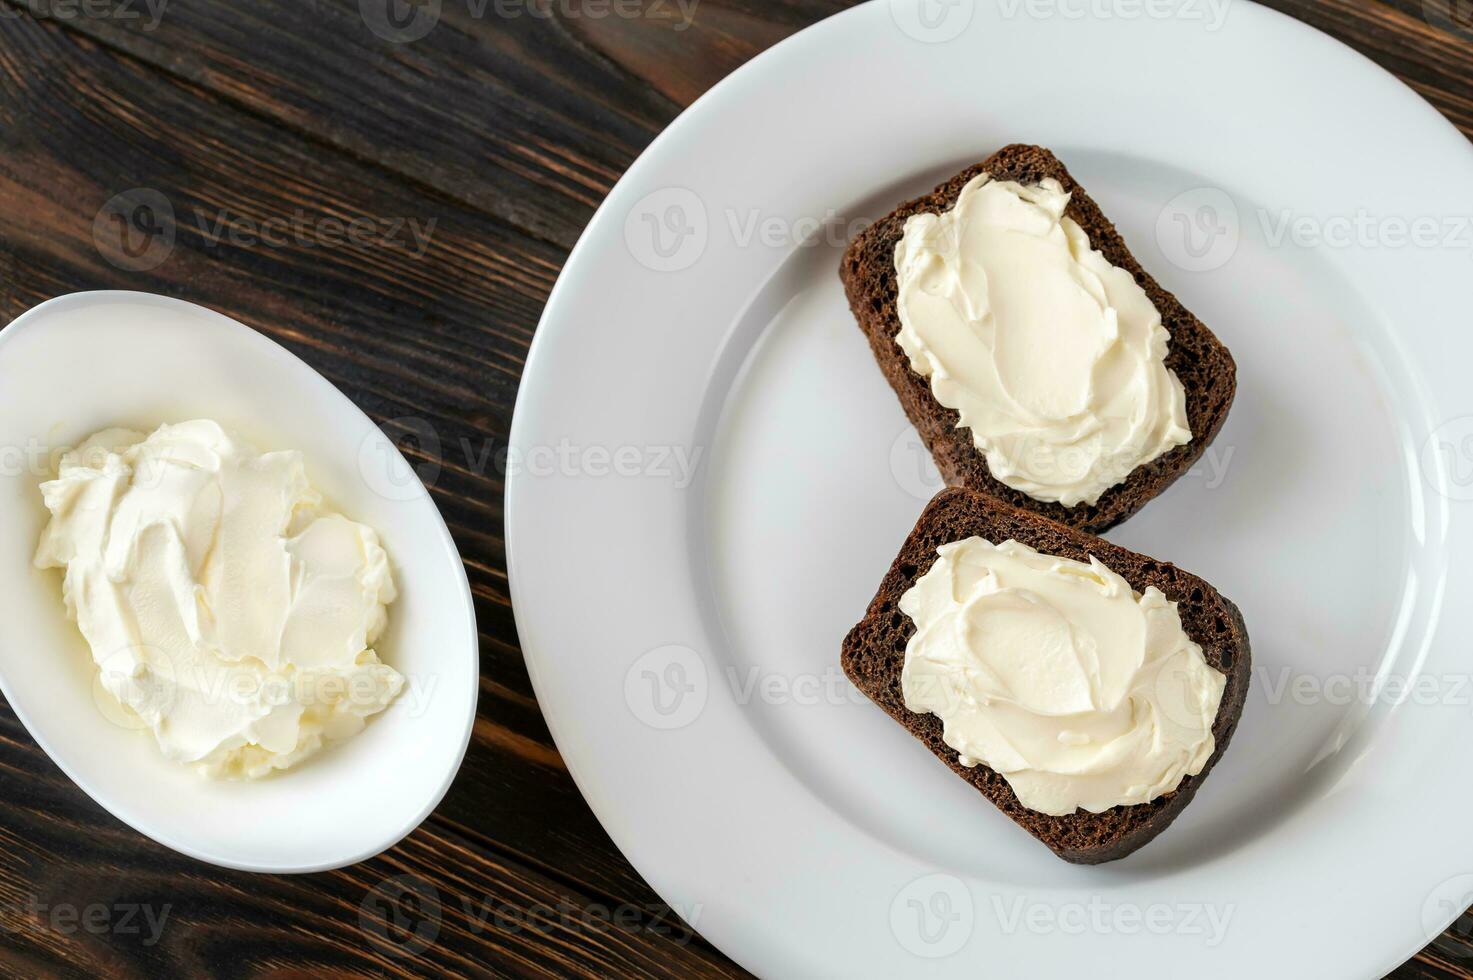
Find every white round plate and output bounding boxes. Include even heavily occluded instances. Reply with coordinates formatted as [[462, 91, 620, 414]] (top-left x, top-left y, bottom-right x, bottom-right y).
[[507, 2, 1473, 975], [0, 292, 479, 872]]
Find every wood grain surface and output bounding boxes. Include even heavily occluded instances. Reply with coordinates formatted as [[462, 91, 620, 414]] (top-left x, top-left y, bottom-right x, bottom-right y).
[[0, 0, 1470, 976]]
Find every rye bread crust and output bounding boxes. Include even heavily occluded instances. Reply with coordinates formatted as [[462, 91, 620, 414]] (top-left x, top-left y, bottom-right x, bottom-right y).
[[840, 144, 1237, 534], [840, 488, 1251, 864]]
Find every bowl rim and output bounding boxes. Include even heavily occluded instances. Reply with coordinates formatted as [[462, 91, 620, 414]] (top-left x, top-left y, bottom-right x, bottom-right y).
[[0, 289, 481, 873]]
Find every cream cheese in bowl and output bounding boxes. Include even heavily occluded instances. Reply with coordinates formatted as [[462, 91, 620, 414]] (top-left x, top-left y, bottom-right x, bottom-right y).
[[0, 292, 478, 872], [35, 421, 404, 779]]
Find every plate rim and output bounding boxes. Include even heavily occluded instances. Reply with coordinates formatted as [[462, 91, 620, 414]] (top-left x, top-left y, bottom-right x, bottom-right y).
[[508, 1, 1473, 974]]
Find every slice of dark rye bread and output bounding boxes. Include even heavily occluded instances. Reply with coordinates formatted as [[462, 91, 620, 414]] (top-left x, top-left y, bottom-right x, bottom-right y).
[[841, 488, 1251, 864], [840, 144, 1237, 534]]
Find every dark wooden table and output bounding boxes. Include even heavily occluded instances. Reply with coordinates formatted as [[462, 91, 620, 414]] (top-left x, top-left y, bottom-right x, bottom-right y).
[[1, 0, 1471, 976]]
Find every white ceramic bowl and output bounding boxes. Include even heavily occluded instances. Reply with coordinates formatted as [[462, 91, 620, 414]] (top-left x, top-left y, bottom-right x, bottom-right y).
[[0, 291, 478, 872]]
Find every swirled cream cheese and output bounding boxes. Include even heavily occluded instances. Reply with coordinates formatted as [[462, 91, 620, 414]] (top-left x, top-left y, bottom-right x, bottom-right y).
[[894, 175, 1192, 506], [899, 538, 1224, 815], [34, 421, 403, 779]]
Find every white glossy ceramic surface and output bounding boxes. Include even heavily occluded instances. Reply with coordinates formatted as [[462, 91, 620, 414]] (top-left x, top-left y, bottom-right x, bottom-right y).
[[509, 2, 1473, 975], [0, 291, 479, 873]]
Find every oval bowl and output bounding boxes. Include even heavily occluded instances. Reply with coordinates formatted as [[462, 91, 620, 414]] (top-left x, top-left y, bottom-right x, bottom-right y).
[[0, 291, 478, 873]]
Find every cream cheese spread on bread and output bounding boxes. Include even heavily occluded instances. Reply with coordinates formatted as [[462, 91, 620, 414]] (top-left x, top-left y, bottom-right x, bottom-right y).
[[35, 421, 402, 779], [893, 175, 1192, 507], [898, 537, 1224, 815]]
